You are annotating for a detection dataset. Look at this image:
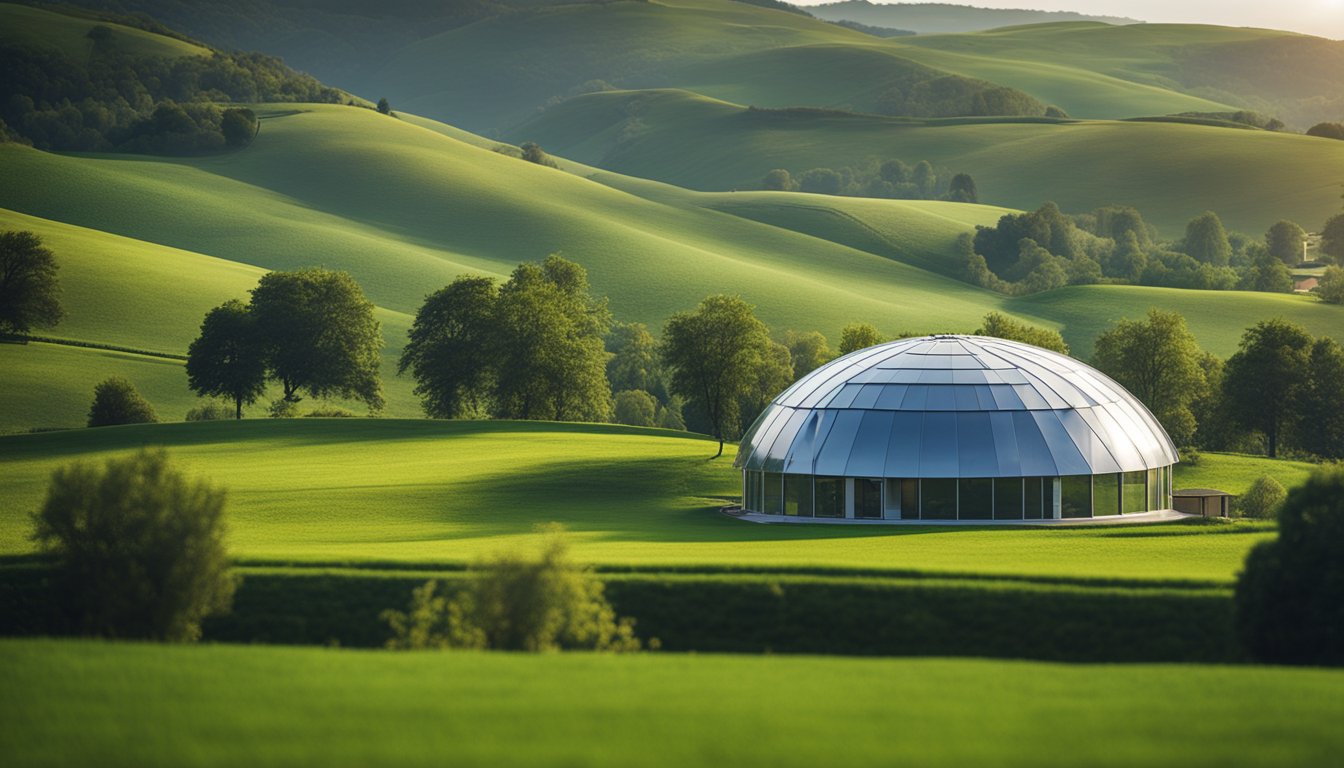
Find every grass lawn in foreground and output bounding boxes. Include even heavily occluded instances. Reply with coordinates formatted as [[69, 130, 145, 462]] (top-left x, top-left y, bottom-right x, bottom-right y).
[[2, 638, 1341, 767], [0, 420, 1289, 583]]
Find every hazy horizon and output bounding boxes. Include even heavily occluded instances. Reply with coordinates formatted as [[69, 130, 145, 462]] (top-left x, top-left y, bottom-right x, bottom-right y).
[[789, 0, 1344, 39]]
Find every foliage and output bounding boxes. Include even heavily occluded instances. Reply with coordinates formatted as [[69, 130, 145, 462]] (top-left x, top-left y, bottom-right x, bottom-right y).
[[519, 142, 558, 168], [1181, 211, 1232, 267], [249, 268, 384, 411], [766, 157, 969, 201], [1236, 467, 1344, 665], [781, 330, 832, 378], [383, 527, 643, 652], [1091, 309, 1206, 446], [87, 376, 157, 427], [1297, 338, 1344, 459], [1306, 122, 1344, 140], [304, 406, 356, 418], [29, 449, 235, 641], [1322, 214, 1344, 263], [761, 168, 794, 191], [0, 230, 63, 335], [0, 34, 342, 153], [399, 277, 498, 419], [945, 172, 978, 203], [402, 256, 612, 422], [1265, 220, 1306, 264], [376, 97, 391, 115], [974, 312, 1067, 354], [186, 299, 266, 419], [838, 322, 883, 355], [971, 202, 1111, 293], [606, 322, 663, 398], [1236, 475, 1286, 520], [662, 294, 774, 456], [1237, 247, 1293, 293], [1315, 265, 1344, 303], [613, 389, 658, 427], [1222, 319, 1313, 458], [184, 400, 233, 421], [266, 397, 300, 418]]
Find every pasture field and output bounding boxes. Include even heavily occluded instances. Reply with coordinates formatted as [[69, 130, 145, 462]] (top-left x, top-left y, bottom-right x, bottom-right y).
[[514, 88, 1344, 237], [0, 3, 209, 60], [3, 638, 1344, 767], [0, 420, 1295, 583]]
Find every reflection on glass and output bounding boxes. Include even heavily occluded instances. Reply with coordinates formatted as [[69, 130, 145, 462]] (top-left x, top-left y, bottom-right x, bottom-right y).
[[995, 477, 1024, 520], [921, 478, 957, 520], [1147, 468, 1160, 511], [764, 472, 783, 515], [1093, 473, 1120, 516], [959, 478, 993, 520], [1061, 475, 1092, 518], [884, 479, 902, 520], [1123, 471, 1147, 514], [815, 476, 844, 518], [901, 479, 919, 520], [784, 475, 813, 517], [1045, 477, 1057, 519], [856, 479, 882, 519], [1024, 477, 1043, 520]]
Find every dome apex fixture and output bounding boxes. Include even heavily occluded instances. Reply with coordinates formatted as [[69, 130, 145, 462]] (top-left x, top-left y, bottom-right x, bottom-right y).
[[734, 335, 1178, 523]]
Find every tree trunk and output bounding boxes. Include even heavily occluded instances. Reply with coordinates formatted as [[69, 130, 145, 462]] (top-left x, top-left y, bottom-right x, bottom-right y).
[[714, 438, 724, 459], [235, 396, 242, 420]]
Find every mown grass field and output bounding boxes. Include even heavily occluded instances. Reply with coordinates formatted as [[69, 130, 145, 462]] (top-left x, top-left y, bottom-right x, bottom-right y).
[[515, 88, 1344, 237], [0, 420, 1302, 583], [3, 639, 1343, 767]]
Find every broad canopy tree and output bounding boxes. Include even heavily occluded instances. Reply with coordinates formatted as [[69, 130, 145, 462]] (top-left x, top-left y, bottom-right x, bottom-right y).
[[1090, 309, 1207, 447], [249, 268, 384, 411], [0, 230, 63, 336], [186, 299, 267, 419], [661, 294, 774, 458], [1223, 319, 1313, 458]]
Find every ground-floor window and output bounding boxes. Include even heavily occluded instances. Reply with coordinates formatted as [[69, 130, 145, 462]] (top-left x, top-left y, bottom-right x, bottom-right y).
[[958, 478, 993, 520], [1093, 473, 1120, 517], [1061, 475, 1092, 519], [921, 478, 957, 520], [763, 472, 783, 516], [855, 479, 882, 519], [994, 477, 1024, 520], [815, 476, 845, 518], [784, 474, 813, 517]]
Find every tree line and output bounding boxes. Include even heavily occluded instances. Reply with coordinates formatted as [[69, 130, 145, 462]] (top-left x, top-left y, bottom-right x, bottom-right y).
[[0, 23, 347, 154], [762, 158, 978, 203], [964, 202, 1344, 296]]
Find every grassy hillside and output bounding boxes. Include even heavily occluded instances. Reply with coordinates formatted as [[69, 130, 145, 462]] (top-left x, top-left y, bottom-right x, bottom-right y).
[[515, 88, 1344, 237], [0, 3, 208, 59], [0, 420, 1299, 582], [5, 639, 1344, 766], [807, 2, 1141, 34], [893, 22, 1344, 127]]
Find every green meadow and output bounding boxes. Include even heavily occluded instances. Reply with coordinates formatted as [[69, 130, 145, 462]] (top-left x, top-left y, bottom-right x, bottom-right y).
[[4, 639, 1344, 767], [515, 88, 1344, 237], [0, 420, 1299, 583]]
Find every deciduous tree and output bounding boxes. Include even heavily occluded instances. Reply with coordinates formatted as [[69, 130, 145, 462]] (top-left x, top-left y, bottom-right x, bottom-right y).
[[1182, 211, 1232, 267], [186, 300, 267, 419], [838, 322, 883, 355], [1265, 220, 1306, 264], [976, 312, 1068, 354], [0, 230, 63, 335], [399, 277, 498, 419], [1091, 309, 1206, 446], [87, 377, 157, 427], [1223, 319, 1313, 457]]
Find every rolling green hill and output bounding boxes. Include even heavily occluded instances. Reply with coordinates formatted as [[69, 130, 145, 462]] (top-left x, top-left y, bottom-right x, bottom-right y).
[[806, 2, 1141, 34], [0, 2, 208, 59], [892, 22, 1344, 127], [513, 88, 1344, 237], [6, 639, 1344, 767], [0, 420, 1305, 582]]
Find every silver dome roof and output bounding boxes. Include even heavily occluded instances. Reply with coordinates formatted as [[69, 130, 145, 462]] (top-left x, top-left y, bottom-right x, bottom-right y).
[[735, 335, 1178, 478]]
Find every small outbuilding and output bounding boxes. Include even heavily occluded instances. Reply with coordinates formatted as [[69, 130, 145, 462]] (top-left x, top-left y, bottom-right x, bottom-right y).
[[735, 335, 1180, 523], [1172, 488, 1234, 518]]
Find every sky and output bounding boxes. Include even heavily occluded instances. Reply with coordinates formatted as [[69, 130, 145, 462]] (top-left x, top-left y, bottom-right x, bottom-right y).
[[789, 0, 1344, 39]]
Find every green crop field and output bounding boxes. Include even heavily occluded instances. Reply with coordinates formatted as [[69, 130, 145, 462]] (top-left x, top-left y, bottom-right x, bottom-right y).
[[4, 639, 1343, 767], [0, 420, 1301, 583], [514, 88, 1344, 237]]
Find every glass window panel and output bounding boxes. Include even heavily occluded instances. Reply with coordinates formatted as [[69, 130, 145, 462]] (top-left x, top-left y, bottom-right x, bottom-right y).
[[855, 479, 882, 520], [850, 384, 884, 409], [1024, 477, 1043, 520], [1046, 477, 1057, 519], [901, 479, 920, 520], [921, 478, 957, 520], [925, 386, 957, 410], [763, 472, 784, 515], [1061, 475, 1092, 519], [845, 411, 896, 477], [920, 412, 959, 476], [900, 385, 929, 409], [1093, 473, 1120, 516], [1011, 411, 1058, 476], [958, 478, 993, 520], [813, 410, 864, 476], [918, 370, 955, 384], [952, 370, 990, 384], [784, 475, 813, 517], [1031, 410, 1091, 476], [815, 476, 845, 518], [989, 412, 1022, 477], [884, 412, 924, 477], [957, 412, 998, 477], [884, 479, 902, 520], [824, 383, 864, 409], [989, 385, 1026, 410], [873, 384, 909, 409], [995, 477, 1024, 520], [1123, 471, 1147, 514]]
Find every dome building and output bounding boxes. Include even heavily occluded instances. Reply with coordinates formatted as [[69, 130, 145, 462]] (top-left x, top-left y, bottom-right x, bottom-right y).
[[734, 335, 1178, 523]]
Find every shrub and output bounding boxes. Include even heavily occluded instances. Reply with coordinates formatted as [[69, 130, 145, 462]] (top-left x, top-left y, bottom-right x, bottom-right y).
[[383, 525, 645, 652], [613, 390, 658, 427], [87, 377, 157, 427], [1236, 475, 1286, 519], [1315, 265, 1344, 304], [1235, 467, 1344, 665], [185, 401, 233, 421], [30, 449, 236, 641], [267, 398, 300, 418], [304, 406, 356, 418]]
